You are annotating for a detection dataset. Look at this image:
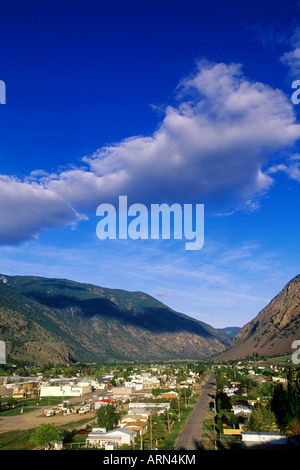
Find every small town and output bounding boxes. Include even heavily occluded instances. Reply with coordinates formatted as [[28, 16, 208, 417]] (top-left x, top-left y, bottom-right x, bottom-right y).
[[0, 357, 299, 451]]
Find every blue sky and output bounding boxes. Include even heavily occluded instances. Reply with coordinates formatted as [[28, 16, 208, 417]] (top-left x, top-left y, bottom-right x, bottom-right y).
[[1, 0, 300, 328]]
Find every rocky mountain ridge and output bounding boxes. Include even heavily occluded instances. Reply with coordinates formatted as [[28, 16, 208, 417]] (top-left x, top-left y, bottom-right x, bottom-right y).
[[0, 274, 231, 365], [218, 274, 300, 360]]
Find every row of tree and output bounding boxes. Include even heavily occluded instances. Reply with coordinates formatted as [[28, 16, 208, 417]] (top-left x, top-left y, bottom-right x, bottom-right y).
[[215, 366, 300, 439]]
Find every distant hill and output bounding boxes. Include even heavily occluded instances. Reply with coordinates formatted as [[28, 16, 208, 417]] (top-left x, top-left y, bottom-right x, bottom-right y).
[[218, 275, 300, 361], [218, 327, 241, 340], [0, 274, 231, 365]]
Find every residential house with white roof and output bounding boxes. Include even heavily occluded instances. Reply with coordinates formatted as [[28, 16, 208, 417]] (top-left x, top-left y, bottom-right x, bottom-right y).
[[86, 428, 136, 449]]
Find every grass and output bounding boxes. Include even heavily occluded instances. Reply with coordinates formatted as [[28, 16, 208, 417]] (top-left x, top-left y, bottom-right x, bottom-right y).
[[0, 429, 36, 450]]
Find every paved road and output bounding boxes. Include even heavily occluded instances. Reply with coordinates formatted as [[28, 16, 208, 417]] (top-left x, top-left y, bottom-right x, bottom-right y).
[[174, 373, 216, 450]]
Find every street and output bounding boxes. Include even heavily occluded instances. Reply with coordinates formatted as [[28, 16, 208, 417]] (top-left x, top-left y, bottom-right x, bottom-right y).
[[174, 373, 216, 450]]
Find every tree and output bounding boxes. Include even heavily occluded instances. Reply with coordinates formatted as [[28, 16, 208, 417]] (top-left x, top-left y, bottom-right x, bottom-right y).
[[271, 369, 300, 431], [216, 391, 231, 412], [215, 369, 227, 393], [286, 417, 300, 443], [145, 413, 167, 448], [176, 372, 187, 384], [247, 404, 276, 432], [96, 404, 120, 431], [270, 383, 288, 430], [30, 424, 62, 450], [7, 397, 17, 408]]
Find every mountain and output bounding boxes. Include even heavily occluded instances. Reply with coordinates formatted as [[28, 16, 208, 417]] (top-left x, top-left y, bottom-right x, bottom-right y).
[[218, 275, 300, 361], [0, 274, 231, 365], [219, 327, 241, 340]]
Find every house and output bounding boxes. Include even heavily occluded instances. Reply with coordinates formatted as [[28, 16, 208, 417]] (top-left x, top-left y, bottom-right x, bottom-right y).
[[119, 415, 147, 426], [0, 340, 5, 364], [272, 376, 287, 384], [77, 377, 92, 393], [123, 420, 148, 437], [95, 378, 110, 389], [223, 387, 238, 396], [161, 391, 178, 399], [128, 402, 170, 412], [119, 415, 148, 436], [86, 428, 136, 449], [13, 381, 39, 398], [232, 404, 253, 417], [142, 380, 160, 390]]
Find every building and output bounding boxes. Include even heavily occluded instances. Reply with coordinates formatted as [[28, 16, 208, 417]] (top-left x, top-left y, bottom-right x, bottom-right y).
[[241, 432, 299, 449], [0, 340, 5, 364], [95, 399, 116, 410], [77, 377, 92, 393], [272, 376, 287, 384], [122, 420, 147, 437], [111, 386, 133, 395], [39, 376, 92, 397], [86, 428, 136, 449], [232, 404, 253, 417], [142, 378, 160, 390], [161, 391, 178, 399], [40, 384, 82, 397], [128, 402, 170, 412], [95, 378, 110, 389]]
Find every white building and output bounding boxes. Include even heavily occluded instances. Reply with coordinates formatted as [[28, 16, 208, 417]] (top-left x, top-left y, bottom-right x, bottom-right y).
[[40, 376, 92, 397], [224, 387, 238, 396], [86, 428, 136, 449], [241, 432, 294, 449], [40, 384, 83, 397], [0, 340, 5, 364], [232, 404, 253, 417], [128, 402, 170, 411], [127, 402, 170, 418]]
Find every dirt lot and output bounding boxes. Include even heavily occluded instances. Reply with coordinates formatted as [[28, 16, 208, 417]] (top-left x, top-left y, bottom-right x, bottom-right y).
[[0, 391, 101, 434], [0, 406, 97, 433]]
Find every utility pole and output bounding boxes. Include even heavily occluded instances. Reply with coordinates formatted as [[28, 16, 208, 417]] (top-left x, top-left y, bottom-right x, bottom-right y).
[[213, 396, 217, 450], [150, 413, 153, 450]]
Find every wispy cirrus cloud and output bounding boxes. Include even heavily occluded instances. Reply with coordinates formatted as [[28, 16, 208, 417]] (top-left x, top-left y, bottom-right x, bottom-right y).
[[1, 60, 300, 245]]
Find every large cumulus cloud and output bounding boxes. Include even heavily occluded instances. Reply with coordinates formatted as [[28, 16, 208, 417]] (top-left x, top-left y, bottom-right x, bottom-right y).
[[46, 61, 300, 208]]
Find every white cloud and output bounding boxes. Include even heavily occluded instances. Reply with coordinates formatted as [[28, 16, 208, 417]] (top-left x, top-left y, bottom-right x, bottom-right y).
[[0, 176, 85, 244], [280, 26, 300, 77], [45, 61, 300, 211], [267, 153, 300, 182], [1, 60, 300, 244]]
